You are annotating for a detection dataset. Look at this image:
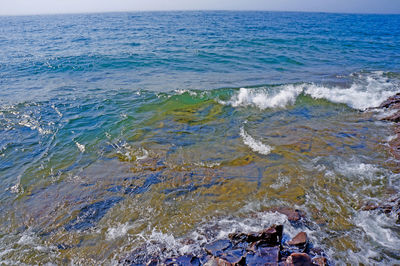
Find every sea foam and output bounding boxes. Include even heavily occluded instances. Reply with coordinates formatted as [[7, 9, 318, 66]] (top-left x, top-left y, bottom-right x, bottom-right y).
[[240, 127, 272, 155], [225, 85, 302, 109], [223, 72, 399, 110]]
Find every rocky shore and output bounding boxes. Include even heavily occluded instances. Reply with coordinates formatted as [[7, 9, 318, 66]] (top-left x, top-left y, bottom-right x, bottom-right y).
[[121, 222, 328, 266], [378, 92, 400, 161], [119, 207, 329, 266]]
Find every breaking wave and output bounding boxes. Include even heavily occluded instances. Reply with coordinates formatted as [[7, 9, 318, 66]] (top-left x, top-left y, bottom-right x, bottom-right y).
[[222, 71, 399, 110]]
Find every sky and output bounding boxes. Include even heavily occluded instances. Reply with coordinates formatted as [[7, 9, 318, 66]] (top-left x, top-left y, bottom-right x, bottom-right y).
[[1, 0, 400, 16]]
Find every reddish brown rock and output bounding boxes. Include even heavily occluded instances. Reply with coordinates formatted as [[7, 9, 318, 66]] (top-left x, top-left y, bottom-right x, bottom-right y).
[[379, 93, 400, 109], [389, 135, 400, 160], [270, 207, 302, 222], [286, 253, 313, 266], [229, 224, 283, 247], [361, 203, 379, 211], [381, 111, 400, 122], [288, 232, 307, 246], [204, 257, 232, 266], [312, 256, 328, 266]]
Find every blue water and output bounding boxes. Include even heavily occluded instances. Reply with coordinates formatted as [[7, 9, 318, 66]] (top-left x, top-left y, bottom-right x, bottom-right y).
[[0, 11, 400, 264], [1, 11, 399, 103]]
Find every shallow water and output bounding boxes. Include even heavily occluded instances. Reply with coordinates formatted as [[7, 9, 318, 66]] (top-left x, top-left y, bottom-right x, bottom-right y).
[[0, 11, 400, 264]]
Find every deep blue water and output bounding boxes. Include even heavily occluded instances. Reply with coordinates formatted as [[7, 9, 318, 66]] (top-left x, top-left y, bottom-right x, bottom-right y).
[[0, 11, 399, 103], [0, 11, 400, 264]]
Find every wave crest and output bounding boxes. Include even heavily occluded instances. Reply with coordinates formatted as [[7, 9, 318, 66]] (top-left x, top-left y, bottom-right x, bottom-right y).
[[240, 127, 272, 155], [222, 72, 399, 110]]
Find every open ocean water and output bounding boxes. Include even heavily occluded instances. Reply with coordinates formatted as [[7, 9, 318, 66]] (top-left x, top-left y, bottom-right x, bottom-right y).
[[0, 11, 400, 264]]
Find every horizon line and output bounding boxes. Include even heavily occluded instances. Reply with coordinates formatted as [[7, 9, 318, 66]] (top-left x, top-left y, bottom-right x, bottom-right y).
[[1, 9, 400, 17]]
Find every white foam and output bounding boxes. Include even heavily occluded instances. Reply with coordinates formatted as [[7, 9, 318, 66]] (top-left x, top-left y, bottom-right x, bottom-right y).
[[386, 134, 398, 142], [18, 114, 52, 135], [240, 127, 272, 155], [51, 104, 62, 117], [106, 223, 132, 240], [223, 85, 302, 110], [222, 72, 399, 110], [75, 142, 85, 153], [193, 161, 221, 168], [136, 148, 149, 161], [334, 161, 384, 181], [9, 182, 22, 194], [355, 211, 400, 250], [270, 174, 290, 189]]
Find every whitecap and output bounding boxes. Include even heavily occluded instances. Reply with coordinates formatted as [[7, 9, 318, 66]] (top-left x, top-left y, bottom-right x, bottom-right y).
[[75, 142, 85, 153], [240, 127, 272, 155], [223, 85, 302, 110], [222, 72, 399, 111]]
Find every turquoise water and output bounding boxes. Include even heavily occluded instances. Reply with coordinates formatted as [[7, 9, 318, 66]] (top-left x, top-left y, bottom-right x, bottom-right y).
[[0, 11, 400, 264]]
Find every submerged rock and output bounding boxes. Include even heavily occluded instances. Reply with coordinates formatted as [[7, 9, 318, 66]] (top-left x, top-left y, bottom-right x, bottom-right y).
[[361, 196, 400, 224], [64, 196, 123, 231]]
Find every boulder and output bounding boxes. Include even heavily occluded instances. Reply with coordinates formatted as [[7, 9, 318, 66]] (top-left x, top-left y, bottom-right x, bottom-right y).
[[164, 255, 201, 266], [287, 232, 307, 246], [379, 93, 400, 109], [381, 111, 400, 123], [245, 246, 280, 265], [229, 224, 283, 247], [203, 257, 233, 266], [270, 207, 303, 223], [286, 253, 313, 266], [312, 257, 328, 266], [204, 239, 233, 257]]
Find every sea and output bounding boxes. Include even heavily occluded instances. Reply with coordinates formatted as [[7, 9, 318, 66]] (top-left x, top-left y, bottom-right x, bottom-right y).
[[0, 11, 400, 264]]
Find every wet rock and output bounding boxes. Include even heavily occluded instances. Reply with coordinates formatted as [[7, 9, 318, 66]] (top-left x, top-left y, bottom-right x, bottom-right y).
[[312, 257, 328, 266], [204, 257, 233, 266], [287, 232, 307, 246], [64, 196, 123, 231], [119, 246, 158, 265], [270, 207, 303, 223], [147, 258, 159, 266], [381, 111, 400, 123], [204, 239, 233, 257], [218, 248, 246, 265], [286, 253, 313, 266], [57, 243, 73, 250], [379, 93, 400, 109], [122, 221, 330, 266], [361, 196, 400, 223], [245, 246, 280, 265], [388, 134, 400, 160], [229, 224, 283, 247], [308, 247, 324, 257], [361, 202, 379, 211], [164, 255, 201, 266]]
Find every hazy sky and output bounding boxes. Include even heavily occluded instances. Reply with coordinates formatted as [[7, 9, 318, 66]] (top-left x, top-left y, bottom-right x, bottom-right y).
[[1, 0, 400, 16]]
